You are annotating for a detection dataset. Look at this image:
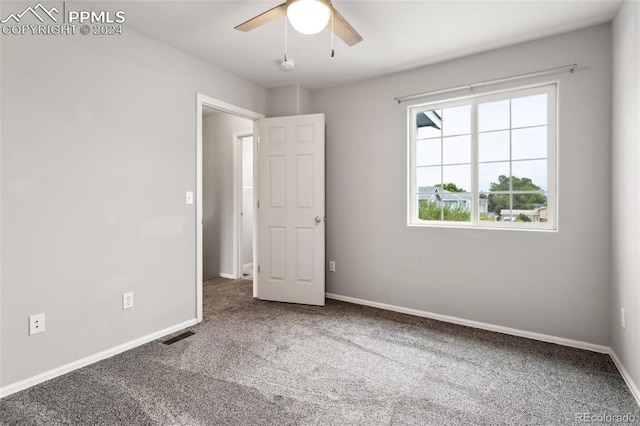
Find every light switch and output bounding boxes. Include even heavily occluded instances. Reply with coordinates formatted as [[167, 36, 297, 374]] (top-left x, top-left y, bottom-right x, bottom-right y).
[[186, 191, 194, 205]]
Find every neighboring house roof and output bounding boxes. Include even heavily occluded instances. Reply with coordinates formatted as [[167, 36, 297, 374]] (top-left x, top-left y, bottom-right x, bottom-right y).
[[418, 186, 470, 202], [416, 111, 442, 130]]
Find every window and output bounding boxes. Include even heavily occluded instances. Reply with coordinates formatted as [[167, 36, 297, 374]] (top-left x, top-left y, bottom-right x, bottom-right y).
[[408, 84, 556, 229]]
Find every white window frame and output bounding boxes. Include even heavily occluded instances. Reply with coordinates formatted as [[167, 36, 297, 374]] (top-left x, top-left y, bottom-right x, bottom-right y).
[[407, 83, 557, 230]]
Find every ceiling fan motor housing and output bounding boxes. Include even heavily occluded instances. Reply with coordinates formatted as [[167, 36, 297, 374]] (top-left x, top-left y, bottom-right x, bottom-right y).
[[234, 0, 362, 47]]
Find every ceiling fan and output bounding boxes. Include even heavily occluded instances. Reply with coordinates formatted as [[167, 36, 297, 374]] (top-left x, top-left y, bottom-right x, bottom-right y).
[[234, 0, 363, 47]]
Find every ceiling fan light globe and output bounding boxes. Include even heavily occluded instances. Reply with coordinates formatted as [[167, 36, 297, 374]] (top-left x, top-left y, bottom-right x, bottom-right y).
[[286, 0, 331, 35]]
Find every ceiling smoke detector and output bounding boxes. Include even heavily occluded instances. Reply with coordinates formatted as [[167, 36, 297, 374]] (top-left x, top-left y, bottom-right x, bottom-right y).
[[280, 58, 295, 71]]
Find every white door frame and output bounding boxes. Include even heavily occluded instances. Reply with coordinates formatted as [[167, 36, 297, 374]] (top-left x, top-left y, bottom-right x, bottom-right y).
[[233, 132, 253, 280], [196, 93, 264, 322]]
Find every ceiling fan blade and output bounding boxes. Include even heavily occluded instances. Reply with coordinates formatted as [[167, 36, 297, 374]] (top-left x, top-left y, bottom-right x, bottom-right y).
[[235, 3, 287, 32], [330, 7, 363, 47]]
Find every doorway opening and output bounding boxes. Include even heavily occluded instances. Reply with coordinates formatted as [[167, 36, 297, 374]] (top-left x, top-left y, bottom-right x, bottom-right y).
[[196, 94, 264, 322], [236, 134, 254, 280]]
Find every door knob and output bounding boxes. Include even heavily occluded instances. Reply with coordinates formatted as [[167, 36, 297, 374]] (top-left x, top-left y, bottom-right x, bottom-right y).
[[314, 216, 322, 225]]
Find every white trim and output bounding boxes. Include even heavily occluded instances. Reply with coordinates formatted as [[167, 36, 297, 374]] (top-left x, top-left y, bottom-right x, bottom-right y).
[[325, 293, 609, 353], [252, 121, 259, 296], [609, 349, 640, 407], [0, 319, 197, 399], [196, 98, 203, 322], [196, 94, 264, 321], [232, 132, 241, 280], [219, 273, 237, 280]]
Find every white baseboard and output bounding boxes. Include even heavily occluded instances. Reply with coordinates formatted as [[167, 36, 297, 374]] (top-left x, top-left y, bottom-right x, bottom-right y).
[[0, 318, 198, 399], [325, 293, 609, 353], [609, 349, 640, 407], [242, 263, 253, 272], [219, 273, 237, 279]]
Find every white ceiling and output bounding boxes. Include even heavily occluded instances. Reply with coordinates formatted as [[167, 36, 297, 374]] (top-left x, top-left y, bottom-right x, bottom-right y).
[[108, 1, 620, 91]]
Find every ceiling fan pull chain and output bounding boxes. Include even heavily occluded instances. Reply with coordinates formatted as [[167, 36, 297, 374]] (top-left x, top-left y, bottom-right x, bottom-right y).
[[330, 6, 335, 58]]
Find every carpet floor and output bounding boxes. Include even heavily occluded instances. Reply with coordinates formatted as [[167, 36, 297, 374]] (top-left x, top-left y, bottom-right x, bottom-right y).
[[1, 278, 639, 425]]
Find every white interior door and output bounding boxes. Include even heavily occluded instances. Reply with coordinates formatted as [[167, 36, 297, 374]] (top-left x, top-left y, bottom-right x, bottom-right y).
[[257, 114, 325, 306]]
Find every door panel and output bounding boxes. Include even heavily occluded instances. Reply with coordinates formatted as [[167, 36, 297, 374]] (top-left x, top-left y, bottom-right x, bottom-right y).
[[269, 156, 286, 208], [257, 114, 325, 306]]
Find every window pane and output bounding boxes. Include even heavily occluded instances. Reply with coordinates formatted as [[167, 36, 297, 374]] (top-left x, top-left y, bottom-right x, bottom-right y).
[[443, 192, 471, 222], [416, 138, 441, 166], [512, 127, 547, 160], [488, 193, 511, 220], [442, 105, 471, 136], [478, 131, 510, 162], [443, 164, 471, 192], [418, 198, 443, 221], [416, 166, 441, 189], [512, 191, 547, 213], [499, 206, 516, 222], [478, 194, 497, 222], [537, 193, 549, 223], [478, 100, 509, 132], [512, 94, 547, 128], [416, 109, 442, 139], [443, 135, 470, 165], [511, 159, 547, 191], [478, 162, 510, 192]]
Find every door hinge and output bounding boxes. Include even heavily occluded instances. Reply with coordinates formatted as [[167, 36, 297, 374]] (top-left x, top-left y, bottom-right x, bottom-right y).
[[258, 265, 260, 273], [257, 200, 260, 208], [257, 136, 261, 145]]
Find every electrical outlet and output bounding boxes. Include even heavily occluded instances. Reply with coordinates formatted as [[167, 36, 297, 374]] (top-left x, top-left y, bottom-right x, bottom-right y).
[[621, 307, 626, 329], [29, 313, 45, 335], [123, 292, 134, 310], [186, 191, 194, 205], [329, 261, 336, 272]]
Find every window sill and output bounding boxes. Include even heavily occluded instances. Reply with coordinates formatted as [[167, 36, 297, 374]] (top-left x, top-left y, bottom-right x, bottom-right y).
[[407, 221, 557, 232]]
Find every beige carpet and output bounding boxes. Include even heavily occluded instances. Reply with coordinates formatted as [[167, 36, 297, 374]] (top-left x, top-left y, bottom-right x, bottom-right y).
[[1, 277, 638, 425]]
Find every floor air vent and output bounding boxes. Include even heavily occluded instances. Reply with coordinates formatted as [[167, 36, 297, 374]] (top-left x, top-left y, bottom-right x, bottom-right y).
[[163, 331, 195, 345]]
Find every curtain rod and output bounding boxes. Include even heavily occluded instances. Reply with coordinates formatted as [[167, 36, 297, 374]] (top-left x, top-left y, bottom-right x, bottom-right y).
[[394, 63, 576, 104]]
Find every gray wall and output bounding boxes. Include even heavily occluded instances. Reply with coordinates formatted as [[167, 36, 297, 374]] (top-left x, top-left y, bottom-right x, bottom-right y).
[[312, 25, 612, 345], [202, 114, 252, 280], [611, 0, 640, 388], [0, 29, 266, 387]]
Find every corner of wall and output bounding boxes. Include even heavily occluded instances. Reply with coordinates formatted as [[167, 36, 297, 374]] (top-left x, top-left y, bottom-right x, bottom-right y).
[[610, 0, 640, 399], [296, 85, 312, 115], [267, 85, 312, 117]]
